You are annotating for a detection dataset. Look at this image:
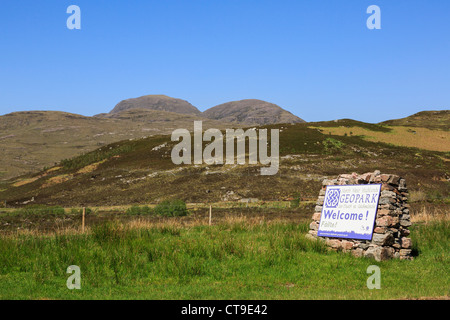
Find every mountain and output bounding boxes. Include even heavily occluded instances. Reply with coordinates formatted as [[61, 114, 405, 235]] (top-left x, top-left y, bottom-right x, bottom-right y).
[[109, 95, 201, 116], [379, 110, 450, 130], [202, 99, 305, 125]]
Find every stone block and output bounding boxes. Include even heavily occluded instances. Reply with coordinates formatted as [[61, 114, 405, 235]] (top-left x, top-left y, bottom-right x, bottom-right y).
[[388, 175, 400, 185], [376, 209, 391, 216], [365, 246, 394, 261], [400, 219, 412, 227], [401, 237, 412, 249], [308, 230, 317, 237], [326, 239, 341, 249], [389, 217, 399, 227], [379, 197, 396, 205], [312, 212, 321, 221], [400, 228, 411, 236], [341, 240, 354, 250], [381, 190, 396, 198], [374, 227, 387, 234], [352, 248, 364, 258], [376, 216, 393, 227], [309, 221, 319, 231], [400, 214, 411, 220], [372, 232, 394, 246]]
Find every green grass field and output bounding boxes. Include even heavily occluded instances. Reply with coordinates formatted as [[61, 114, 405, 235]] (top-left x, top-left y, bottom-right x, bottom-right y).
[[0, 219, 448, 300]]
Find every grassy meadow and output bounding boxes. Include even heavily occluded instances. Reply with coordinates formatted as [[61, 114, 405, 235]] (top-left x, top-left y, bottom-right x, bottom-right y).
[[310, 125, 450, 152], [0, 211, 448, 300]]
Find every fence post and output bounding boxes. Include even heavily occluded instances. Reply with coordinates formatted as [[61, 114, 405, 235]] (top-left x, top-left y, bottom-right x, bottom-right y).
[[209, 205, 212, 226], [82, 207, 86, 233]]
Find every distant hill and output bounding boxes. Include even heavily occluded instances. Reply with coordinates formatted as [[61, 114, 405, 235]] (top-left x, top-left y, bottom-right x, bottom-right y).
[[0, 109, 234, 180], [0, 96, 308, 181], [379, 110, 450, 130], [0, 95, 309, 179], [202, 99, 305, 125], [109, 95, 201, 116]]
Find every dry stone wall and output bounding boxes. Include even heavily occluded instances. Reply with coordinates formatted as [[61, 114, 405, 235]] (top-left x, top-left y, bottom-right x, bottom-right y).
[[308, 170, 413, 261]]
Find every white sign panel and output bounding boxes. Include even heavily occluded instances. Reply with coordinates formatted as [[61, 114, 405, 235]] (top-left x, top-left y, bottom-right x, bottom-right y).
[[317, 184, 382, 240]]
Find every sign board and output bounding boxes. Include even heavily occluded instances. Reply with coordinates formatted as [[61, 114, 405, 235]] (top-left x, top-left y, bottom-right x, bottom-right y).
[[317, 184, 382, 240]]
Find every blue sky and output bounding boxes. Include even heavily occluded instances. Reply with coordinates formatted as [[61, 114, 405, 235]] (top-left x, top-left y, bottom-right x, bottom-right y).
[[0, 0, 449, 122]]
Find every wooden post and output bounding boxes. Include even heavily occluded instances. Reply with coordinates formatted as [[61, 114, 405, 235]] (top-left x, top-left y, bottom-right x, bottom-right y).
[[209, 205, 212, 226], [82, 207, 86, 233]]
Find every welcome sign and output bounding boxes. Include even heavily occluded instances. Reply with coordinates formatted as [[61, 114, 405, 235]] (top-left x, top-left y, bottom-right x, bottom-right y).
[[317, 184, 382, 240]]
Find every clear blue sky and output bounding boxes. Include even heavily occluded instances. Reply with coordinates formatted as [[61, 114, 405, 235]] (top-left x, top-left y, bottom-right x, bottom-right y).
[[0, 0, 449, 122]]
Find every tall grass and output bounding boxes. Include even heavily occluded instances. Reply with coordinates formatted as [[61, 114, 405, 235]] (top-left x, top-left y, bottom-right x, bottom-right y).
[[125, 200, 188, 217], [0, 220, 448, 299], [0, 221, 326, 288]]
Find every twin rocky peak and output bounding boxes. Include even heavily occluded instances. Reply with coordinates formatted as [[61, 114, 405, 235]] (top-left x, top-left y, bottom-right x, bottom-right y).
[[98, 95, 305, 125]]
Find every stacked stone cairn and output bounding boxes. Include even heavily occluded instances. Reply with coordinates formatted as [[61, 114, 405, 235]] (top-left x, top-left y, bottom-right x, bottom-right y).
[[308, 171, 413, 261]]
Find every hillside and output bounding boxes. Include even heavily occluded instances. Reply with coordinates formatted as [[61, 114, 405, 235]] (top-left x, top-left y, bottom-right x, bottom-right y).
[[0, 96, 308, 180], [108, 95, 201, 116], [1, 102, 446, 183], [0, 109, 236, 180], [309, 119, 450, 153], [202, 99, 305, 125], [1, 120, 448, 208], [379, 110, 450, 130]]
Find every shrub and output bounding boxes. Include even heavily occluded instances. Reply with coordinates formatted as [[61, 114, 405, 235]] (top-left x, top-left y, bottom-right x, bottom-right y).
[[153, 200, 188, 217], [69, 207, 94, 215], [126, 205, 152, 215], [18, 205, 65, 216], [322, 138, 345, 154], [290, 192, 301, 208], [426, 190, 444, 203]]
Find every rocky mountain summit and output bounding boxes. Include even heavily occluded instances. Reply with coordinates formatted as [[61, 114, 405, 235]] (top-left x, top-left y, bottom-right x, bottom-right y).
[[202, 99, 305, 125], [108, 95, 201, 116]]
